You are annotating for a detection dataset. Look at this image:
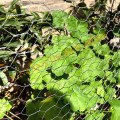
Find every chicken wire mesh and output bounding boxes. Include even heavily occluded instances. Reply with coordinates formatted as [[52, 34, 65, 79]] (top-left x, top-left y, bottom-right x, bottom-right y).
[[0, 0, 120, 120]]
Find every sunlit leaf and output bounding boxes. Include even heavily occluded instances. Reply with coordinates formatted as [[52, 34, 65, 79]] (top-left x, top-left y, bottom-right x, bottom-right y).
[[0, 99, 12, 119], [109, 99, 120, 120]]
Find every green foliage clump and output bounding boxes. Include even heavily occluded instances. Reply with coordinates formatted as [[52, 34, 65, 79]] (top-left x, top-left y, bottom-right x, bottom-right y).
[[29, 11, 120, 119], [0, 0, 119, 118]]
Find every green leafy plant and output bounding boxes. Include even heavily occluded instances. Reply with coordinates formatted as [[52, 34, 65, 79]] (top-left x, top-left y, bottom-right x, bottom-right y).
[[29, 10, 120, 119], [0, 98, 12, 119], [0, 0, 119, 119]]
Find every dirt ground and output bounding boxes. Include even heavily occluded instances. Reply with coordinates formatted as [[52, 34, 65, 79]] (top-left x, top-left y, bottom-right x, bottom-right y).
[[0, 0, 119, 12]]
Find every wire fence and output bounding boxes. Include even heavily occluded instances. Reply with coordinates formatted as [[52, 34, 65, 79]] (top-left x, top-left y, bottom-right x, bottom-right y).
[[0, 0, 120, 120]]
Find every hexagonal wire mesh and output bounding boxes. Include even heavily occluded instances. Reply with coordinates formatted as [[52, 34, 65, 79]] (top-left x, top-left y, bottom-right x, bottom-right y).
[[0, 0, 120, 119]]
